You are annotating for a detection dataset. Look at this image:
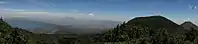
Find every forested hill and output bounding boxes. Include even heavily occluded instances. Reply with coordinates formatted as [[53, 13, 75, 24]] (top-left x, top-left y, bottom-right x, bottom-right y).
[[0, 19, 12, 34], [95, 16, 198, 44], [126, 16, 185, 32], [0, 18, 28, 44], [0, 19, 78, 44]]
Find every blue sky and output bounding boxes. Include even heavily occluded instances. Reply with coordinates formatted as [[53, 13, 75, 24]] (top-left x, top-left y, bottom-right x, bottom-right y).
[[0, 0, 198, 24]]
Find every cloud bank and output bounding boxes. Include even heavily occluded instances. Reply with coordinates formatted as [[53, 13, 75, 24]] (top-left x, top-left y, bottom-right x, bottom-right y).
[[0, 8, 128, 21], [0, 1, 6, 4]]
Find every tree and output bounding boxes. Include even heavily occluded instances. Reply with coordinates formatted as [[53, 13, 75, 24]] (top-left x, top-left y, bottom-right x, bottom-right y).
[[0, 19, 28, 44]]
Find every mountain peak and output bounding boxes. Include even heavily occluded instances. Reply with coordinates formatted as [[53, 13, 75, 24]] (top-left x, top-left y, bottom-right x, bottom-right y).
[[127, 15, 183, 32], [132, 15, 167, 20], [181, 21, 197, 26], [182, 21, 194, 24], [181, 21, 198, 30]]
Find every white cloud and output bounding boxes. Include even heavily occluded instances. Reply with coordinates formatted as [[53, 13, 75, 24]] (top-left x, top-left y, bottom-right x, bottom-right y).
[[10, 16, 26, 18], [88, 13, 95, 16], [17, 11, 49, 14], [0, 9, 51, 18], [0, 1, 6, 4], [3, 9, 25, 11], [0, 9, 126, 21]]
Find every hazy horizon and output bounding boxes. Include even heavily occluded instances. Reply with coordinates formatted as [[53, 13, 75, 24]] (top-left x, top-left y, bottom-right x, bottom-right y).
[[0, 0, 198, 25]]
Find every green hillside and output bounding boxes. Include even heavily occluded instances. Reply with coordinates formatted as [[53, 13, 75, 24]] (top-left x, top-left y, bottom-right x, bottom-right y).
[[126, 16, 184, 32], [0, 19, 12, 34], [95, 16, 198, 44], [0, 19, 28, 44]]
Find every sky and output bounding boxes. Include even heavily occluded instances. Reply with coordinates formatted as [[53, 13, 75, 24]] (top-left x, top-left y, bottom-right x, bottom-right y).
[[0, 0, 198, 24]]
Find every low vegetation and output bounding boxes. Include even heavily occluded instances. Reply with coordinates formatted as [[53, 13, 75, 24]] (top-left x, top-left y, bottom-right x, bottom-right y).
[[95, 22, 198, 44]]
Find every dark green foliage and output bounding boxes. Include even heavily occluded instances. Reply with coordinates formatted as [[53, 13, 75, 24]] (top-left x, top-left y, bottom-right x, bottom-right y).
[[96, 20, 198, 44], [185, 28, 198, 42], [7, 28, 29, 44], [94, 16, 198, 44], [36, 40, 48, 44], [0, 19, 28, 44], [0, 19, 12, 44], [58, 36, 77, 44], [0, 19, 12, 35]]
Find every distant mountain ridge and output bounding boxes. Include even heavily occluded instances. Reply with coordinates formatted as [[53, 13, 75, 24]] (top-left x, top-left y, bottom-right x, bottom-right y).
[[5, 15, 198, 34], [48, 17, 121, 29], [0, 19, 78, 44], [181, 21, 198, 30], [4, 17, 121, 34]]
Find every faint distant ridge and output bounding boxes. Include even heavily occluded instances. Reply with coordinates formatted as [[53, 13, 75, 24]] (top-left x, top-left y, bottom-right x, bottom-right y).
[[126, 15, 184, 32], [181, 21, 198, 30]]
